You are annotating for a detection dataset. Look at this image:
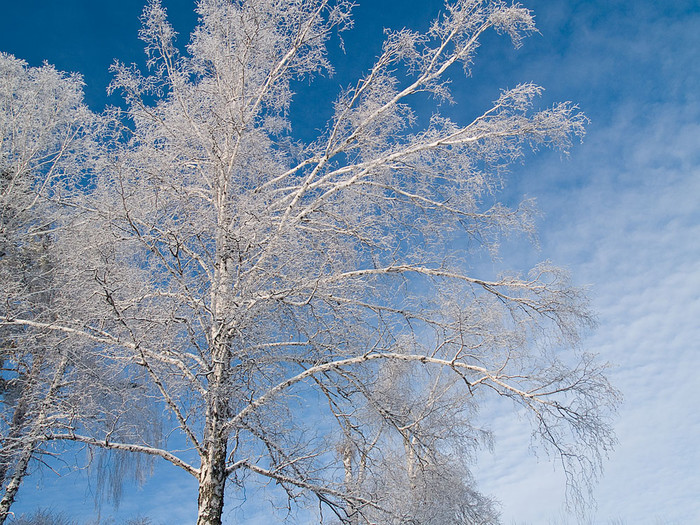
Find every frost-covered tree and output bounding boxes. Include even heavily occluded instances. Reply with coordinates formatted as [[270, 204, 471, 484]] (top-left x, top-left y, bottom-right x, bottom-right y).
[[0, 55, 152, 524], [3, 1, 617, 524], [0, 53, 96, 522]]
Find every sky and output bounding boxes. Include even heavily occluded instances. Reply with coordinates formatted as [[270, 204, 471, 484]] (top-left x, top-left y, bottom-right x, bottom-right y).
[[1, 0, 699, 523]]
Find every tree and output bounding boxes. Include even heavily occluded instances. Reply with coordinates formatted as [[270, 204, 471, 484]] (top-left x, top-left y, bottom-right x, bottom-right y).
[[5, 508, 76, 525], [3, 1, 618, 524], [0, 53, 99, 523], [0, 55, 149, 524]]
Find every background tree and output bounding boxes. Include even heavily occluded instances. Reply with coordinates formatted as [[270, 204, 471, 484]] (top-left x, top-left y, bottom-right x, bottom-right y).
[[4, 1, 618, 524], [0, 53, 96, 522], [0, 55, 153, 523]]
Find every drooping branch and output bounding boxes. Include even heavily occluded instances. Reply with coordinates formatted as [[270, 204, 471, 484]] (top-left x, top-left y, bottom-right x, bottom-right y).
[[238, 460, 382, 513], [45, 433, 199, 477], [225, 350, 602, 435]]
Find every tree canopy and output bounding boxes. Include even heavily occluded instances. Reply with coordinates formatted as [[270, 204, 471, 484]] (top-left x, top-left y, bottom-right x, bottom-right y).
[[0, 1, 618, 524]]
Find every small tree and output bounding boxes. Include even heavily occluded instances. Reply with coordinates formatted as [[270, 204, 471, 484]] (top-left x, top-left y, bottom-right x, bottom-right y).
[[4, 1, 617, 523], [6, 509, 76, 525]]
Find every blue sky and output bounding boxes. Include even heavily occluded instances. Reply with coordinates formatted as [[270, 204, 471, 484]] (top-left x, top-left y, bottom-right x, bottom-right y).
[[2, 0, 699, 523]]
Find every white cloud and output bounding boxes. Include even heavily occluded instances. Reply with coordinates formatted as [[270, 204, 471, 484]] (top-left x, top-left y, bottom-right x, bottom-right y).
[[472, 27, 700, 520]]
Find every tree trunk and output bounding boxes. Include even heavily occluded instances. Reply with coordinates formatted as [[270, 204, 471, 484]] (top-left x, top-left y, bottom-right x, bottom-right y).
[[342, 443, 359, 525], [196, 331, 230, 525], [197, 205, 233, 525], [0, 354, 66, 525], [0, 391, 29, 489], [0, 355, 43, 487], [0, 442, 32, 525], [196, 436, 228, 525]]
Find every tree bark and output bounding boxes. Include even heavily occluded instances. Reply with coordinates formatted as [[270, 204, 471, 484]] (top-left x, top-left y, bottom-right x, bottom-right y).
[[196, 436, 228, 525], [342, 443, 359, 525], [196, 327, 230, 525], [0, 354, 66, 525], [0, 441, 33, 525], [0, 385, 30, 489]]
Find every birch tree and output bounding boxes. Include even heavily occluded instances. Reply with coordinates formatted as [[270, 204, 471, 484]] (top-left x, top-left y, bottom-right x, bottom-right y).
[[0, 55, 152, 524], [0, 54, 94, 522], [5, 1, 617, 523]]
